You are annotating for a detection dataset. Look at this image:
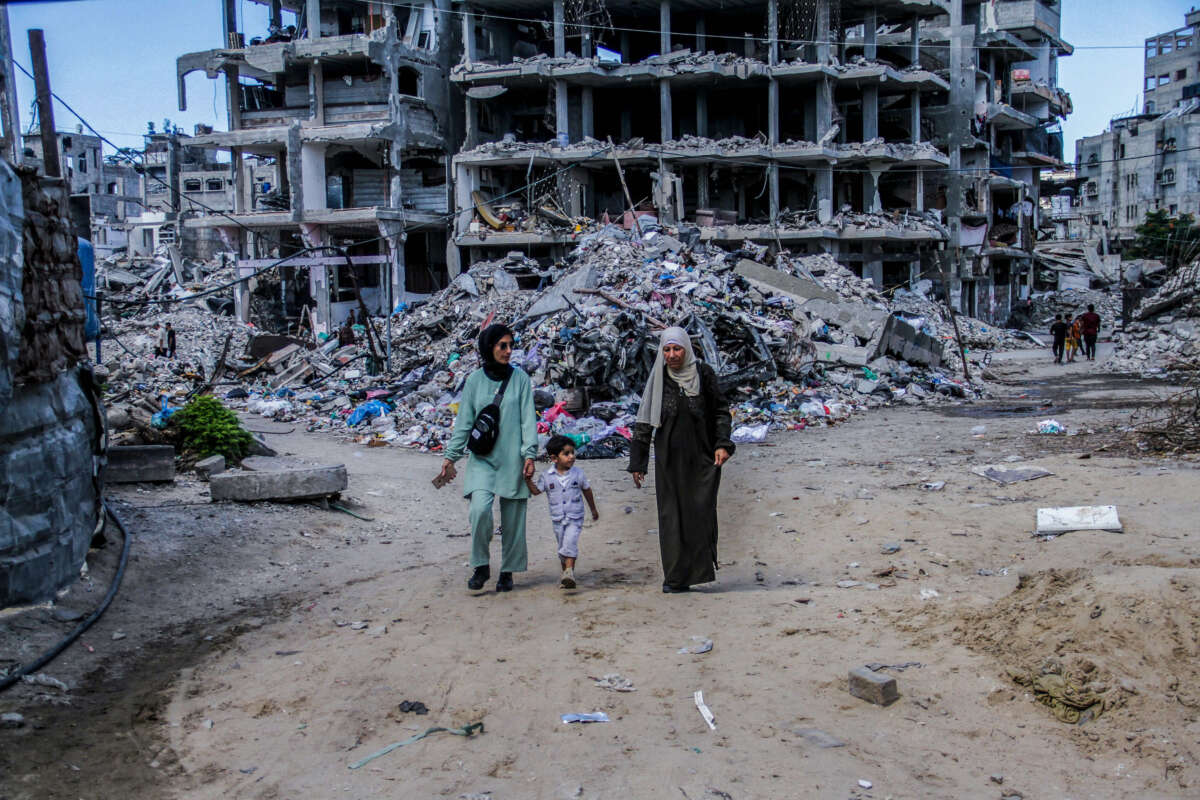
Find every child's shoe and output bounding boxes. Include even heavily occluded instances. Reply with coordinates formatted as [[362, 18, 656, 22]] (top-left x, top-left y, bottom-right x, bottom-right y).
[[560, 567, 576, 589]]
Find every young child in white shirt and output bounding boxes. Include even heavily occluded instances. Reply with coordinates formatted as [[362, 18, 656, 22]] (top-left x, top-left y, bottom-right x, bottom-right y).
[[525, 435, 599, 589]]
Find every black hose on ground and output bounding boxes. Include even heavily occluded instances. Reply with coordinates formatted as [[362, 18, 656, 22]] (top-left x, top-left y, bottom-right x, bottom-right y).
[[0, 503, 132, 694]]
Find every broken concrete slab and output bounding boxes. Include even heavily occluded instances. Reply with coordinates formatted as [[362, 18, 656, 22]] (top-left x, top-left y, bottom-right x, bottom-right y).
[[240, 455, 314, 471], [815, 343, 872, 366], [848, 666, 899, 706], [876, 313, 943, 369], [247, 434, 278, 457], [524, 263, 600, 319], [209, 463, 348, 503], [195, 455, 225, 480], [735, 259, 839, 304], [106, 445, 175, 483]]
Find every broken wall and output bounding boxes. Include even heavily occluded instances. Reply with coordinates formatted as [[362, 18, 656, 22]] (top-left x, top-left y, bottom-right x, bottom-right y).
[[0, 163, 102, 606]]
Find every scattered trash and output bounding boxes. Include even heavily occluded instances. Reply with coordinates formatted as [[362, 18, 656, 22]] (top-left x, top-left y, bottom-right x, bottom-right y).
[[973, 465, 1053, 484], [1035, 506, 1122, 535], [866, 661, 922, 672], [397, 700, 429, 715], [592, 674, 636, 692], [920, 481, 946, 491], [678, 637, 713, 655], [21, 673, 69, 692], [792, 727, 845, 748], [919, 588, 940, 600], [693, 691, 717, 730], [880, 542, 901, 554], [970, 425, 987, 435], [858, 779, 873, 789], [1036, 419, 1065, 434], [1007, 663, 1122, 724], [561, 712, 611, 724], [347, 722, 484, 769]]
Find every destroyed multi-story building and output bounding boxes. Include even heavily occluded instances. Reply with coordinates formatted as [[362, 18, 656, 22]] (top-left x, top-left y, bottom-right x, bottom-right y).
[[1143, 8, 1200, 115], [1075, 8, 1200, 247], [21, 130, 141, 257], [175, 0, 456, 335], [449, 0, 1072, 323]]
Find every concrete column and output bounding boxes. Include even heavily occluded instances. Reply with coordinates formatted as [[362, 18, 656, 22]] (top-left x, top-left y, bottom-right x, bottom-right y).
[[816, 77, 833, 138], [223, 0, 238, 42], [816, 0, 831, 63], [946, 0, 968, 254], [553, 0, 565, 58], [555, 79, 569, 145], [166, 135, 180, 215], [453, 162, 474, 264], [660, 0, 671, 55], [232, 147, 244, 213], [301, 141, 327, 212], [767, 0, 778, 66], [910, 90, 922, 143], [660, 81, 673, 142], [463, 9, 476, 64], [465, 98, 478, 148], [864, 9, 877, 60], [695, 16, 706, 52], [309, 61, 325, 125], [378, 219, 406, 306], [306, 0, 322, 39], [915, 167, 925, 211], [864, 252, 883, 286], [286, 121, 303, 220], [910, 16, 920, 66], [696, 88, 708, 138], [816, 169, 833, 223], [863, 85, 878, 139], [269, 0, 283, 31], [582, 88, 594, 139], [225, 66, 242, 131], [697, 165, 709, 210], [868, 164, 883, 212]]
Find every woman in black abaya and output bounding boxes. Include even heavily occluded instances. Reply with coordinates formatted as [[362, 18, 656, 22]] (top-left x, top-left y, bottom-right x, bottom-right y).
[[628, 327, 735, 592]]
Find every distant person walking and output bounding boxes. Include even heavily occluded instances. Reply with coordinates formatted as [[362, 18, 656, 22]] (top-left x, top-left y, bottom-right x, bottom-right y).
[[165, 323, 177, 359], [1049, 315, 1069, 364], [1065, 315, 1082, 363], [435, 324, 538, 593], [1079, 304, 1102, 361], [628, 327, 735, 593]]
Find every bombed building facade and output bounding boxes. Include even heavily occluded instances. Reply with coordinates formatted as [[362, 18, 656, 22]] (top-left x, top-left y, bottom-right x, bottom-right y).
[[175, 0, 457, 336], [170, 0, 1071, 328]]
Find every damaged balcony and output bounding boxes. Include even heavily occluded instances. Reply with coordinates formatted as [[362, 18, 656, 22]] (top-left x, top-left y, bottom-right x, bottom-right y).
[[986, 102, 1038, 131]]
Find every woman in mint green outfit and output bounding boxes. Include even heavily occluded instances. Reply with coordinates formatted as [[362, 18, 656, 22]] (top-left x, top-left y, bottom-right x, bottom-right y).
[[436, 324, 538, 592]]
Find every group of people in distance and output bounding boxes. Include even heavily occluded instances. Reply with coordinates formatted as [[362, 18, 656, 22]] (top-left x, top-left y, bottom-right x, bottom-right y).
[[434, 324, 734, 595], [1050, 304, 1102, 364]]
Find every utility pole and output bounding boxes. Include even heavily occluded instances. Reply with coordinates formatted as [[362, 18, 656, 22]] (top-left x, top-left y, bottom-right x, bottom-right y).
[[27, 29, 59, 178], [0, 5, 21, 164]]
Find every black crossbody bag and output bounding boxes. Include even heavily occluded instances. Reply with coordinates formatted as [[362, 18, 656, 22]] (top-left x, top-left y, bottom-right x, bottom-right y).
[[467, 370, 512, 456]]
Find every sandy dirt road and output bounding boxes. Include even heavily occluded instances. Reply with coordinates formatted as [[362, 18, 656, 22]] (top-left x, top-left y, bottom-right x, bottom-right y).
[[2, 348, 1198, 799]]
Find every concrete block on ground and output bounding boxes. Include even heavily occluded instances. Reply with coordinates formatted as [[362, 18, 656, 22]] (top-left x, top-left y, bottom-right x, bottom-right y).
[[848, 666, 898, 706], [240, 455, 312, 471], [855, 379, 880, 394], [106, 445, 175, 483], [209, 463, 347, 502], [815, 344, 871, 366], [194, 455, 225, 480]]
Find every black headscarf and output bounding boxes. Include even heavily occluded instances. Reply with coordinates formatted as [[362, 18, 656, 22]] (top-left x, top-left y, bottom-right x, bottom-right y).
[[478, 323, 515, 381]]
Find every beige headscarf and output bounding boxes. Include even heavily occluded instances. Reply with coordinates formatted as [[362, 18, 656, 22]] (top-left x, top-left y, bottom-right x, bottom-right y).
[[636, 327, 701, 428]]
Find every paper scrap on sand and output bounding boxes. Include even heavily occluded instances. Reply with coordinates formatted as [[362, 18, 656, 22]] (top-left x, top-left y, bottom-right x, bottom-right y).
[[678, 636, 713, 655], [1036, 505, 1122, 534], [973, 464, 1054, 485], [693, 691, 716, 730], [561, 712, 610, 724]]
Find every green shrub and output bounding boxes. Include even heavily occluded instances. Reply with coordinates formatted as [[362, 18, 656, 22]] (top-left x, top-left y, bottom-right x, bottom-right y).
[[171, 395, 254, 462]]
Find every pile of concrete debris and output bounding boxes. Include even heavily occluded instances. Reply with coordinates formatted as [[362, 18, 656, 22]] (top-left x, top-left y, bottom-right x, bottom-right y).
[[1105, 261, 1200, 377], [100, 231, 1024, 458], [95, 246, 238, 308]]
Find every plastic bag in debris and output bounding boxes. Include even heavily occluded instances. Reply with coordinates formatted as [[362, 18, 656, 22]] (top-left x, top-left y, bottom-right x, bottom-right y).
[[249, 397, 293, 418], [151, 396, 180, 429], [731, 423, 770, 444], [1037, 419, 1065, 434], [347, 399, 392, 427], [576, 436, 631, 460]]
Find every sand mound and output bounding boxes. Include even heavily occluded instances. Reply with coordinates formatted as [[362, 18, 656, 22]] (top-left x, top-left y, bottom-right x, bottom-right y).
[[898, 567, 1200, 788]]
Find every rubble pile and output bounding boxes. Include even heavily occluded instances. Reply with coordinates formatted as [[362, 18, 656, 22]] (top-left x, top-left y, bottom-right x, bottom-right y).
[[100, 232, 1033, 459], [214, 229, 997, 455], [1105, 262, 1200, 377]]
